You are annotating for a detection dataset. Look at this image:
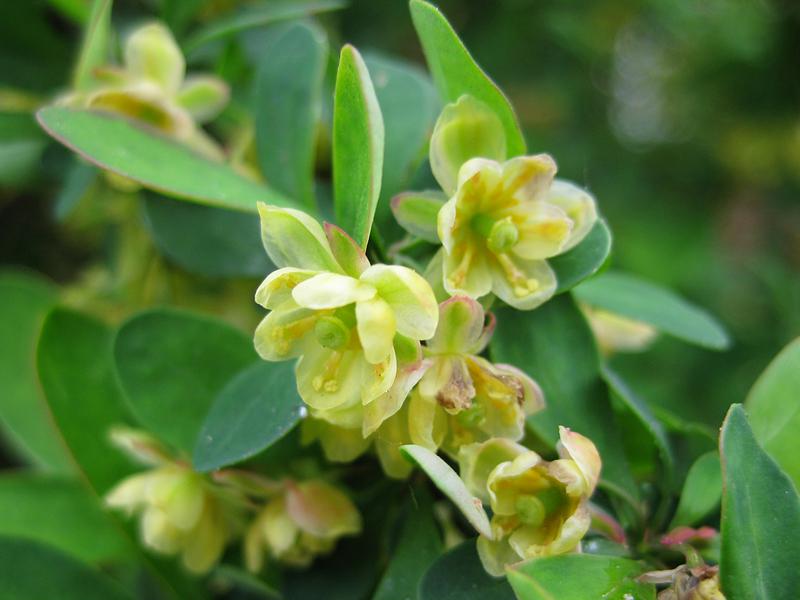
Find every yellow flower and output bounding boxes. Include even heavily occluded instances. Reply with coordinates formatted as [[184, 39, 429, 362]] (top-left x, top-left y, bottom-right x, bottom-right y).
[[60, 22, 229, 160], [254, 205, 438, 433], [407, 296, 544, 456], [428, 95, 598, 310], [244, 480, 361, 572], [104, 428, 233, 573], [458, 427, 602, 576]]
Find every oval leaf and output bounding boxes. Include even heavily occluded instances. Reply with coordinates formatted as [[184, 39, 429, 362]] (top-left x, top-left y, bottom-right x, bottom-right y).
[[114, 309, 256, 454], [720, 404, 800, 600], [745, 338, 800, 490], [0, 474, 132, 564], [37, 308, 137, 493], [419, 540, 515, 600], [365, 53, 440, 242], [142, 193, 271, 278], [255, 21, 328, 210], [507, 554, 655, 600], [37, 106, 293, 212], [333, 45, 385, 248], [194, 361, 304, 472], [409, 0, 525, 157], [0, 271, 69, 471], [551, 219, 612, 293], [399, 444, 491, 539], [183, 0, 346, 52], [669, 451, 722, 529], [0, 537, 130, 600], [573, 271, 730, 350]]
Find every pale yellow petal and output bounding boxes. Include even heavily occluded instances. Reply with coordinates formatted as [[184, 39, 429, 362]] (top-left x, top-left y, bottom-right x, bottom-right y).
[[543, 180, 598, 252], [557, 426, 602, 494], [255, 268, 318, 310], [356, 297, 396, 364], [254, 303, 316, 361], [124, 23, 185, 95], [293, 272, 376, 309], [488, 253, 556, 310]]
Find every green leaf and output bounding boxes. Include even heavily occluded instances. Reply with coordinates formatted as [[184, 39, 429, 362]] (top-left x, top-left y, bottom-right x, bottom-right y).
[[0, 271, 70, 471], [399, 444, 491, 538], [720, 404, 800, 600], [114, 309, 257, 454], [372, 487, 442, 600], [0, 111, 47, 187], [54, 159, 97, 221], [491, 295, 639, 504], [507, 554, 655, 600], [72, 0, 112, 91], [419, 540, 514, 600], [0, 537, 131, 600], [551, 219, 612, 293], [37, 107, 293, 212], [194, 361, 304, 472], [603, 367, 675, 490], [0, 474, 132, 564], [37, 308, 136, 493], [255, 21, 328, 210], [409, 0, 525, 157], [142, 193, 271, 278], [573, 271, 730, 350], [183, 0, 346, 53], [333, 45, 385, 248], [364, 53, 440, 241], [745, 338, 800, 490], [670, 451, 722, 528]]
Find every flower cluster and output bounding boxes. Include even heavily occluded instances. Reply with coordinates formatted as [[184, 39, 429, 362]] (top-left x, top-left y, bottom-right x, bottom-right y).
[[104, 428, 360, 574], [459, 427, 602, 575], [60, 22, 229, 160]]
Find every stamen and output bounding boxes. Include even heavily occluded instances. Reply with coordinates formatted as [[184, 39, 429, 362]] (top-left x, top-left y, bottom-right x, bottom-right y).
[[496, 253, 539, 297], [311, 351, 343, 393], [271, 316, 316, 355]]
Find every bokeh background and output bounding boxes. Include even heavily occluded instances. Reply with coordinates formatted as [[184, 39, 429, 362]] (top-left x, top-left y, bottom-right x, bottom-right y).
[[1, 0, 798, 477]]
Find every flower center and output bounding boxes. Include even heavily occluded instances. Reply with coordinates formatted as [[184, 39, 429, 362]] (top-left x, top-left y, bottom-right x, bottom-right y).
[[515, 486, 564, 526], [471, 214, 519, 254], [314, 316, 351, 350]]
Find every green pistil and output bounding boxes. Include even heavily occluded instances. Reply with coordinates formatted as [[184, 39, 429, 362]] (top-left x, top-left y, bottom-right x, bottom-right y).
[[314, 316, 351, 350], [471, 214, 519, 253], [515, 486, 565, 526]]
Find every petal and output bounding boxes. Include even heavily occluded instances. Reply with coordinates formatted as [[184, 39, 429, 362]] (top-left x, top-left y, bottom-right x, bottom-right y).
[[255, 268, 318, 310], [489, 254, 556, 310], [391, 190, 447, 243], [500, 154, 557, 202], [543, 180, 598, 252], [489, 362, 546, 417], [309, 401, 363, 430], [286, 481, 362, 538], [582, 305, 657, 355], [324, 223, 370, 277], [363, 359, 429, 437], [356, 297, 396, 364], [293, 272, 376, 310], [254, 303, 316, 361], [509, 202, 573, 260], [442, 242, 494, 300], [301, 418, 371, 462], [262, 497, 299, 556], [477, 534, 522, 578], [360, 265, 439, 341], [487, 452, 543, 515], [456, 158, 505, 213], [124, 23, 185, 95], [244, 518, 266, 573], [182, 503, 226, 573], [437, 197, 458, 253], [419, 356, 475, 413], [458, 438, 528, 503], [257, 204, 341, 272], [105, 472, 151, 513], [557, 426, 602, 494], [360, 346, 397, 405], [374, 406, 414, 480], [430, 95, 507, 196], [176, 75, 229, 123], [408, 390, 447, 452], [87, 83, 193, 138], [427, 295, 487, 354], [141, 506, 182, 554], [296, 346, 364, 411]]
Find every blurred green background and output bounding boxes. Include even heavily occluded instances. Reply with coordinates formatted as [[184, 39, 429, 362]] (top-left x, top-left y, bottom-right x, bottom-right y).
[[1, 0, 798, 467]]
